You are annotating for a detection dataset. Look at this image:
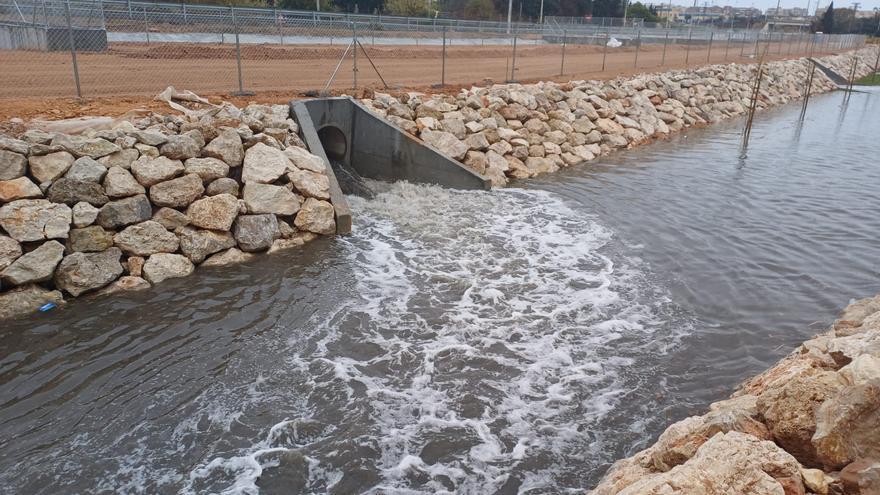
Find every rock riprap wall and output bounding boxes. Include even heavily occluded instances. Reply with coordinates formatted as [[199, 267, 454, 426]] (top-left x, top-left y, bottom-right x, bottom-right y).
[[0, 103, 338, 320], [590, 294, 880, 495], [362, 48, 877, 187]]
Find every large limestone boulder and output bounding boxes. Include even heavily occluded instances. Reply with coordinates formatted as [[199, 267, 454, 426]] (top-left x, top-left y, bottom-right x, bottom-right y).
[[159, 135, 200, 160], [0, 150, 28, 180], [47, 178, 109, 206], [113, 221, 180, 256], [233, 214, 278, 252], [103, 167, 145, 198], [184, 157, 229, 183], [611, 432, 805, 495], [131, 156, 184, 187], [242, 183, 301, 215], [294, 198, 335, 235], [97, 148, 139, 170], [97, 276, 150, 295], [71, 201, 99, 228], [0, 135, 28, 155], [0, 240, 65, 286], [54, 136, 120, 159], [287, 169, 330, 200], [203, 128, 244, 167], [242, 143, 289, 184], [0, 235, 22, 271], [186, 194, 240, 231], [651, 394, 772, 471], [839, 458, 880, 494], [149, 173, 204, 208], [283, 146, 325, 173], [143, 253, 194, 284], [0, 199, 71, 242], [130, 130, 167, 146], [65, 157, 107, 183], [0, 284, 64, 320], [0, 177, 42, 202], [812, 380, 880, 469], [177, 226, 236, 264], [28, 151, 75, 183], [54, 247, 123, 296], [420, 130, 468, 161], [68, 226, 115, 253], [152, 207, 190, 231], [205, 177, 239, 197], [201, 247, 255, 267], [96, 194, 152, 230], [757, 368, 847, 467]]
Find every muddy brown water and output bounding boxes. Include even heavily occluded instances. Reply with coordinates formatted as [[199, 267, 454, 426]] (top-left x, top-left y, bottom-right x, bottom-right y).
[[1, 87, 879, 494]]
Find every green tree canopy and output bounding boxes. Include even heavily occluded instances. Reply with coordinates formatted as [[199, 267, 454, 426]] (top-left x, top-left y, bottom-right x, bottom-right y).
[[819, 1, 834, 33]]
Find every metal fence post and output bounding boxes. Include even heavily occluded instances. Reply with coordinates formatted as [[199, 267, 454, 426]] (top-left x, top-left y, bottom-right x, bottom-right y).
[[510, 30, 518, 81], [441, 26, 446, 86], [753, 31, 760, 58], [634, 28, 641, 68], [661, 29, 668, 66], [232, 7, 246, 95], [725, 31, 731, 61], [741, 32, 747, 57], [560, 29, 566, 76], [602, 27, 609, 71], [685, 27, 692, 67], [65, 1, 82, 98], [707, 31, 713, 63], [143, 6, 149, 45], [352, 22, 358, 89]]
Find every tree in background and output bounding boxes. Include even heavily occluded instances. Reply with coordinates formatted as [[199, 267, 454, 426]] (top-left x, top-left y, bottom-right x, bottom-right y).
[[384, 0, 430, 16], [463, 0, 497, 19], [819, 1, 834, 33], [626, 1, 660, 22]]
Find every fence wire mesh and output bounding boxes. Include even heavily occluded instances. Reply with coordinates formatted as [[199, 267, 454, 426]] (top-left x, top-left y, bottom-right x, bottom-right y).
[[0, 0, 869, 100]]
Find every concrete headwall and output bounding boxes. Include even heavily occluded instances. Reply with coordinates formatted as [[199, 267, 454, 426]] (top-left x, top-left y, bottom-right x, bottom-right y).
[[0, 22, 107, 51], [298, 97, 491, 191], [0, 22, 47, 50]]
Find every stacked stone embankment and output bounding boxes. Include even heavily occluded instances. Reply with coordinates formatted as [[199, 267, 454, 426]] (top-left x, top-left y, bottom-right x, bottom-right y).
[[590, 294, 880, 495], [0, 103, 338, 319], [361, 48, 877, 187]]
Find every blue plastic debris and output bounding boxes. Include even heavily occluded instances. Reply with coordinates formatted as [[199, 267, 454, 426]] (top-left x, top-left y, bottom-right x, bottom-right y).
[[38, 302, 56, 312]]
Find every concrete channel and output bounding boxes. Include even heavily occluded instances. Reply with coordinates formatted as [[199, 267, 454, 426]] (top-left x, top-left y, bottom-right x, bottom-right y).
[[291, 97, 491, 235]]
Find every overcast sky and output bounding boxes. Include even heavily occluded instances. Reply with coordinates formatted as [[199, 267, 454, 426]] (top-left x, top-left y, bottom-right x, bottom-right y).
[[672, 0, 880, 11]]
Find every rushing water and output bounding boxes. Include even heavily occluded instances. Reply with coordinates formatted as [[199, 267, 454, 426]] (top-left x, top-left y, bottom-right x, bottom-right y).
[[2, 88, 879, 494]]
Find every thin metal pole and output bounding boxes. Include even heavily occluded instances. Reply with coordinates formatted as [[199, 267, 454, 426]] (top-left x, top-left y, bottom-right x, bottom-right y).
[[143, 6, 149, 45], [741, 31, 747, 57], [602, 27, 609, 71], [352, 22, 358, 89], [560, 30, 566, 75], [65, 1, 81, 98], [508, 31, 519, 81], [232, 7, 244, 94], [685, 27, 692, 67], [799, 61, 816, 119], [725, 31, 731, 61], [707, 31, 713, 63], [634, 28, 641, 68], [753, 31, 760, 58], [661, 30, 668, 66], [441, 26, 446, 86]]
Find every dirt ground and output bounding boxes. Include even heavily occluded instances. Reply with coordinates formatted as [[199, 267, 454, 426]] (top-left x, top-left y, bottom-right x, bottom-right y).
[[0, 40, 835, 124]]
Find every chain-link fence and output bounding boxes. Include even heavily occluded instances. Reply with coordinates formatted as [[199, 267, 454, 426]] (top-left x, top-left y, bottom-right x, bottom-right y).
[[0, 0, 869, 100]]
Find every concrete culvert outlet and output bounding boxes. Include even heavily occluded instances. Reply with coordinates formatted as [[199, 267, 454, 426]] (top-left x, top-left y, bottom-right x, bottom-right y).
[[317, 126, 347, 162]]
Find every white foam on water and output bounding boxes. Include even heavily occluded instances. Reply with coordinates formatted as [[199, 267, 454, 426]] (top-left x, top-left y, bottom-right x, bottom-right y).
[[189, 182, 690, 494]]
